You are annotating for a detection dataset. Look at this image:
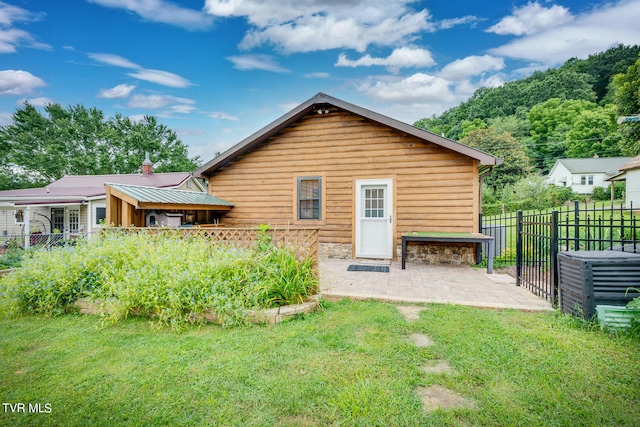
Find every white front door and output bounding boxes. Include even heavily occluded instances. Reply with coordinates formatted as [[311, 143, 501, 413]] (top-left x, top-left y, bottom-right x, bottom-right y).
[[355, 179, 393, 259]]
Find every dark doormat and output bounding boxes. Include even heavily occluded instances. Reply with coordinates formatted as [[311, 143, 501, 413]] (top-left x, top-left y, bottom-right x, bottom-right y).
[[347, 265, 390, 273]]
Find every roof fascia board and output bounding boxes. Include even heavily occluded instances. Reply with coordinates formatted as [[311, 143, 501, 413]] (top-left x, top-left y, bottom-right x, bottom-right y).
[[105, 185, 140, 208], [137, 202, 232, 211]]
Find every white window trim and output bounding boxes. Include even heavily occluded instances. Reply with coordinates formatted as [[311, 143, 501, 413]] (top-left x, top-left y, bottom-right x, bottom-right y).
[[14, 209, 25, 224], [93, 203, 107, 227]]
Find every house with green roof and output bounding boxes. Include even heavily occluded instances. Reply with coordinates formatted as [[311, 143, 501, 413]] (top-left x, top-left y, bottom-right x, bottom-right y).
[[545, 157, 632, 194]]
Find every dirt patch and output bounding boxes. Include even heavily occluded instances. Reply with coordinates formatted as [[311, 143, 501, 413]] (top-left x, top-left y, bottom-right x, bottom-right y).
[[275, 415, 320, 427], [409, 333, 434, 347], [417, 385, 476, 412], [396, 305, 425, 321], [421, 360, 454, 374]]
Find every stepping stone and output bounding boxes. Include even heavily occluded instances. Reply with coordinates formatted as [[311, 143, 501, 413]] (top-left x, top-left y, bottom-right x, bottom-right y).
[[421, 360, 454, 374], [409, 333, 433, 347], [396, 305, 425, 321], [417, 385, 477, 413]]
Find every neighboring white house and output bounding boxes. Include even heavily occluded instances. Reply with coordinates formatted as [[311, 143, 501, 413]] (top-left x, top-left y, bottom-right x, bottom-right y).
[[0, 159, 206, 241], [607, 155, 640, 209], [545, 157, 632, 194]]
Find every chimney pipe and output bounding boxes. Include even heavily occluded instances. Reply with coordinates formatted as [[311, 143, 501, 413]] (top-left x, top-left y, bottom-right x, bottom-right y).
[[142, 152, 153, 175]]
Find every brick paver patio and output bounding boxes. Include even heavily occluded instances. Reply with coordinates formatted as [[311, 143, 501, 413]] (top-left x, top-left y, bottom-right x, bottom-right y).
[[320, 258, 552, 311]]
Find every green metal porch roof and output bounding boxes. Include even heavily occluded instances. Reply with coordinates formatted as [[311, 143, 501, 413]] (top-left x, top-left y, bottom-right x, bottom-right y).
[[105, 183, 233, 208]]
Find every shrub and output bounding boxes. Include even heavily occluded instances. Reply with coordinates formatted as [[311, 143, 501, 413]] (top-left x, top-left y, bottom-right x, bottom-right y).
[[0, 227, 318, 329], [0, 247, 29, 270], [592, 182, 625, 201]]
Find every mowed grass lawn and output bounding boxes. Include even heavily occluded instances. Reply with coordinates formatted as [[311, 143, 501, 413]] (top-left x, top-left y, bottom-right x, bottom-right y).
[[1, 300, 639, 426]]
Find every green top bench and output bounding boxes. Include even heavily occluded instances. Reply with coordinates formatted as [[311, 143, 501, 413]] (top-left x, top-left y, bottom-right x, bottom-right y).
[[401, 232, 495, 274]]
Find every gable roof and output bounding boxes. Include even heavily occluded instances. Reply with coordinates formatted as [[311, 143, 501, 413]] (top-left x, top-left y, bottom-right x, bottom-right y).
[[105, 183, 233, 210], [195, 92, 500, 177], [0, 172, 196, 204], [553, 157, 632, 174]]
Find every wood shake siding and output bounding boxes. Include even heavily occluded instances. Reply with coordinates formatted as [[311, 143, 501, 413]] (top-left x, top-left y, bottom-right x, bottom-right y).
[[208, 110, 479, 245]]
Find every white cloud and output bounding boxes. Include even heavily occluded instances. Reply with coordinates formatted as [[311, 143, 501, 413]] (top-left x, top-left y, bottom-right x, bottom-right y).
[[205, 111, 239, 121], [0, 70, 46, 96], [359, 73, 456, 105], [304, 72, 330, 79], [128, 94, 195, 110], [87, 0, 213, 30], [89, 53, 192, 88], [438, 15, 480, 30], [227, 54, 290, 73], [205, 0, 433, 53], [0, 2, 50, 53], [489, 0, 640, 65], [336, 46, 436, 74], [98, 83, 136, 99], [19, 96, 54, 107], [127, 69, 192, 88], [437, 55, 505, 82], [487, 2, 573, 36], [356, 55, 509, 123], [0, 111, 12, 125], [89, 53, 140, 69], [167, 104, 198, 114]]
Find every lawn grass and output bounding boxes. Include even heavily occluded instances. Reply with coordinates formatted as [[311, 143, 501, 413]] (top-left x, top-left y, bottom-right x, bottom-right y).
[[1, 300, 639, 426]]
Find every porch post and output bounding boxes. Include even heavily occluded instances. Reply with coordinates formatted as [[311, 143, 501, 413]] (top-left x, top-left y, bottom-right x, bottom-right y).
[[23, 207, 30, 249], [87, 201, 92, 240]]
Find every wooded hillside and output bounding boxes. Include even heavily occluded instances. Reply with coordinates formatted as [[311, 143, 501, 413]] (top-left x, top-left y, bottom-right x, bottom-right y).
[[414, 45, 640, 178]]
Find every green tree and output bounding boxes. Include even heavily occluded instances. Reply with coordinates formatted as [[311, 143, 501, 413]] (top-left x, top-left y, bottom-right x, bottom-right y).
[[527, 98, 598, 171], [565, 104, 623, 158], [459, 118, 488, 139], [561, 44, 640, 104], [613, 55, 640, 155], [461, 127, 532, 189], [0, 103, 201, 187]]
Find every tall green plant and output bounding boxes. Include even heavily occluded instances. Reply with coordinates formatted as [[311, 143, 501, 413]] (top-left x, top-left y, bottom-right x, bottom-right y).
[[0, 228, 318, 329]]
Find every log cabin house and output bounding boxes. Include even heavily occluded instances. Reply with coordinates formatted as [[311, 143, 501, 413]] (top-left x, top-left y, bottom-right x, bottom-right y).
[[195, 93, 501, 264]]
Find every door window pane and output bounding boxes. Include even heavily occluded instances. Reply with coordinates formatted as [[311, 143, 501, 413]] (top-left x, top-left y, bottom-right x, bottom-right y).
[[364, 187, 385, 218]]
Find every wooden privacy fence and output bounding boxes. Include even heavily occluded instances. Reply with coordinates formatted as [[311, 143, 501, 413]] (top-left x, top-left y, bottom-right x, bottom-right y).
[[118, 226, 319, 261]]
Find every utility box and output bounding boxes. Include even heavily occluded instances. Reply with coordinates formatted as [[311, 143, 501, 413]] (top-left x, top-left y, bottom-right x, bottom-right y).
[[145, 211, 183, 227], [557, 251, 640, 319]]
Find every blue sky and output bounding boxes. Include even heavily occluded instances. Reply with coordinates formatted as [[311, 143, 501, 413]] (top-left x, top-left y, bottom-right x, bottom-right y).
[[1, 0, 639, 163]]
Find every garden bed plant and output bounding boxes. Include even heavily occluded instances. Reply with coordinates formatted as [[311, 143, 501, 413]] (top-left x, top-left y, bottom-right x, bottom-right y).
[[0, 227, 318, 329]]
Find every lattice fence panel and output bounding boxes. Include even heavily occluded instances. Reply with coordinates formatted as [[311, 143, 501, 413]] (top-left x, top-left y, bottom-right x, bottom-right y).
[[119, 227, 319, 261]]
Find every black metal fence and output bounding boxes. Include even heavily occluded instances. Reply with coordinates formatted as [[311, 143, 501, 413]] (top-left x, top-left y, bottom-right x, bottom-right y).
[[481, 201, 639, 305]]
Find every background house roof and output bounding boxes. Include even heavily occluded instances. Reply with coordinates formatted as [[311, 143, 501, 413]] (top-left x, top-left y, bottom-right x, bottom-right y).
[[195, 92, 501, 177], [555, 157, 632, 174], [0, 172, 194, 202], [105, 183, 232, 209], [50, 172, 192, 189]]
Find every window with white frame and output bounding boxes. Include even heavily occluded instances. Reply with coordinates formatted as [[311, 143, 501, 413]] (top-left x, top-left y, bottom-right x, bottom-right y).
[[14, 209, 24, 224], [94, 204, 107, 226]]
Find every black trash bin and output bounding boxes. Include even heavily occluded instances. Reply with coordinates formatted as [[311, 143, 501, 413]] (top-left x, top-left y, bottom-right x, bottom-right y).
[[557, 251, 640, 319]]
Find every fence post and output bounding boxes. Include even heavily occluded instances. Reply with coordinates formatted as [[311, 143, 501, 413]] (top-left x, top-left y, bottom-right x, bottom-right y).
[[551, 210, 559, 306], [516, 210, 523, 287], [478, 212, 483, 262], [573, 200, 579, 251]]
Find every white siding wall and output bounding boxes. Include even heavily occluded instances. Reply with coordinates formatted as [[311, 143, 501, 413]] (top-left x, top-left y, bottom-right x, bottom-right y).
[[626, 169, 640, 209], [572, 172, 609, 194], [0, 206, 51, 236]]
